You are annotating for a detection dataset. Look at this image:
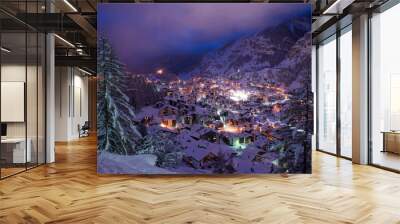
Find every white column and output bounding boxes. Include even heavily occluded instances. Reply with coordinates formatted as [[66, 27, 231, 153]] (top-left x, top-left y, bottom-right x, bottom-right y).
[[45, 0, 56, 163], [352, 14, 369, 164], [46, 32, 55, 163], [54, 67, 73, 141]]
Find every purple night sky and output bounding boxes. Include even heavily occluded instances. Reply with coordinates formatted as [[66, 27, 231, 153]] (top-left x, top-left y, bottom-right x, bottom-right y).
[[98, 3, 311, 74]]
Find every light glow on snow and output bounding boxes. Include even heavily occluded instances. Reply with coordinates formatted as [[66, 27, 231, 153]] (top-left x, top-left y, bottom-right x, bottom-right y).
[[233, 139, 246, 150], [221, 125, 244, 133], [229, 90, 249, 102]]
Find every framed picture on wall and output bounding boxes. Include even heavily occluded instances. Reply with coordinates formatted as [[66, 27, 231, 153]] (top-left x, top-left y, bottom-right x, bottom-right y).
[[1, 81, 25, 123]]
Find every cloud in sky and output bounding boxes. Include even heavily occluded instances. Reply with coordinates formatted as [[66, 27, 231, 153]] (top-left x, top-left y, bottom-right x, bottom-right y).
[[98, 3, 311, 74]]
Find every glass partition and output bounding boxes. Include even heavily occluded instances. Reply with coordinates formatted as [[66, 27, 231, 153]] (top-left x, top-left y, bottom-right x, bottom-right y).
[[317, 35, 337, 154], [339, 27, 352, 158], [370, 3, 400, 171], [1, 30, 28, 177], [0, 1, 46, 179]]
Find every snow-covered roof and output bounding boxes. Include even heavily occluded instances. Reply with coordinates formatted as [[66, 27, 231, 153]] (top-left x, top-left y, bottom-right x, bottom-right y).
[[160, 104, 178, 111], [194, 105, 211, 115], [135, 106, 159, 121], [180, 138, 235, 161], [219, 131, 251, 139], [161, 115, 177, 120]]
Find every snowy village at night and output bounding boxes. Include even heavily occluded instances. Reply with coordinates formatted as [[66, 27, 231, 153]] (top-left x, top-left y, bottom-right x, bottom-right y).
[[97, 4, 313, 174]]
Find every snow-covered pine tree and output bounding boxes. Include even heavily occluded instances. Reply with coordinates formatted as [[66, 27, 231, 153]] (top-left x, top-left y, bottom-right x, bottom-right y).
[[136, 130, 183, 168], [97, 37, 142, 155]]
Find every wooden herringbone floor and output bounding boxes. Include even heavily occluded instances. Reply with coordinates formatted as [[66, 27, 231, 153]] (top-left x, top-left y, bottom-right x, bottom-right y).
[[1, 135, 400, 224]]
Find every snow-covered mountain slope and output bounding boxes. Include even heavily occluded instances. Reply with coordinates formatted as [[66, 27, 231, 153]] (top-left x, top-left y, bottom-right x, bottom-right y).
[[187, 17, 310, 77], [200, 32, 311, 90], [277, 32, 312, 91]]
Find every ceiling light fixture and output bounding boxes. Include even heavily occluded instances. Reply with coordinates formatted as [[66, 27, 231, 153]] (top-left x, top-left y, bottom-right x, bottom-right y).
[[76, 48, 86, 56], [322, 0, 354, 15], [63, 0, 78, 12], [78, 67, 93, 76], [323, 0, 341, 14], [1, 47, 11, 53], [54, 34, 75, 48]]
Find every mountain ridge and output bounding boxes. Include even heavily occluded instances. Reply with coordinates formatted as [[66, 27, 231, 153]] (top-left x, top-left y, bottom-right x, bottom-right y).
[[184, 16, 310, 78]]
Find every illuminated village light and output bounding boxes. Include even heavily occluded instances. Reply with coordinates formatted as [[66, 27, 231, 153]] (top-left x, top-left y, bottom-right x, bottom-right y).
[[229, 90, 249, 102], [156, 69, 164, 75], [222, 124, 242, 133], [272, 104, 281, 113]]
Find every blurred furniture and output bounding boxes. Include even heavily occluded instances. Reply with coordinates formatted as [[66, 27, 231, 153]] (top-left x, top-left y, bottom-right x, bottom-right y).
[[0, 138, 31, 164], [79, 121, 90, 138], [1, 123, 7, 138], [382, 131, 400, 154]]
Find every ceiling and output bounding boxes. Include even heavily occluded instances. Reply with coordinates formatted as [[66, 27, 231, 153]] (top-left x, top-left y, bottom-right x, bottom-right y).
[[0, 0, 391, 73]]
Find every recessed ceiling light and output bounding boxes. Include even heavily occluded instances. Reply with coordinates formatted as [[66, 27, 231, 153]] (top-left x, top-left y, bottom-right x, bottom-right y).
[[78, 67, 93, 76], [323, 0, 355, 15], [1, 47, 11, 53], [54, 34, 75, 48], [63, 0, 78, 12]]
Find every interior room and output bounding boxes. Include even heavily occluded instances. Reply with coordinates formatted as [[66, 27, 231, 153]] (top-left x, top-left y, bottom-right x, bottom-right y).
[[0, 8, 46, 178], [54, 66, 91, 142], [0, 0, 400, 223]]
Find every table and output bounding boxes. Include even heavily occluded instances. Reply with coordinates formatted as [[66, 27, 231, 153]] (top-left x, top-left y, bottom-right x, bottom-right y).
[[382, 131, 400, 154], [1, 138, 31, 164]]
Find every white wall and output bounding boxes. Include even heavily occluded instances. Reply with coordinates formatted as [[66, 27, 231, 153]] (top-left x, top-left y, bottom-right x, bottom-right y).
[[55, 67, 69, 141], [70, 72, 89, 138], [1, 64, 26, 81], [55, 67, 89, 141]]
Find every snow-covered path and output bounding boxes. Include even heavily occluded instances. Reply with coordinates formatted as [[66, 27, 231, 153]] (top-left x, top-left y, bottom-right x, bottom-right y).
[[98, 152, 176, 174]]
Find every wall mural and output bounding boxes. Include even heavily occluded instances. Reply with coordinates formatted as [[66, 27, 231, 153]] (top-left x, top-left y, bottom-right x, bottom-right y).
[[97, 3, 313, 174]]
